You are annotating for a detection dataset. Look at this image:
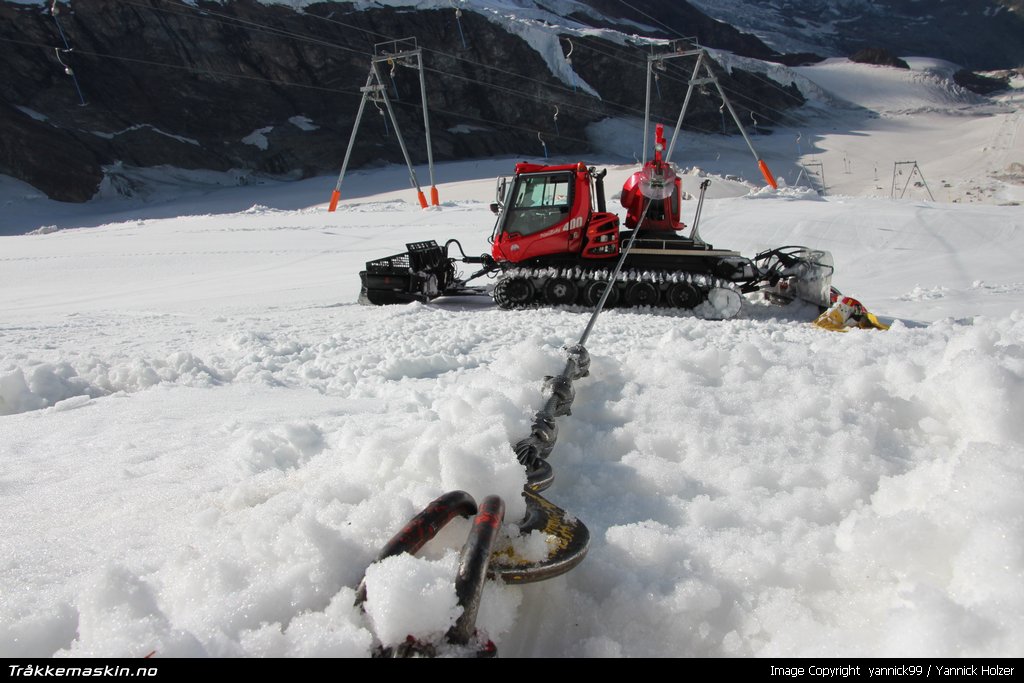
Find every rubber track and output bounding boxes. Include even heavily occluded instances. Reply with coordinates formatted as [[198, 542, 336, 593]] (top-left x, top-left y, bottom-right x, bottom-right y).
[[494, 268, 741, 312]]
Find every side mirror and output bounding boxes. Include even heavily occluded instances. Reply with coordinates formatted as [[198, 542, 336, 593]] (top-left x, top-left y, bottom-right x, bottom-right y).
[[490, 202, 501, 215]]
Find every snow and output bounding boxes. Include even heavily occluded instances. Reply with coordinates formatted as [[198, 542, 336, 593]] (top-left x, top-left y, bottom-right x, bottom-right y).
[[362, 551, 462, 647], [448, 124, 492, 134], [2, 23, 1024, 659], [792, 58, 981, 116], [15, 106, 48, 122], [288, 115, 319, 132], [241, 126, 274, 151], [90, 125, 201, 146], [485, 13, 600, 97]]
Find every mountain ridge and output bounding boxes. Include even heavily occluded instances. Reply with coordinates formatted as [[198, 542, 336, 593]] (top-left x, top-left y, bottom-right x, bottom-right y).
[[1, 0, 1018, 203]]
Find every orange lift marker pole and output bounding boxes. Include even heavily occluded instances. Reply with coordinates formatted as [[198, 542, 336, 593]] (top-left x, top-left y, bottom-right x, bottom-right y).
[[758, 159, 778, 189]]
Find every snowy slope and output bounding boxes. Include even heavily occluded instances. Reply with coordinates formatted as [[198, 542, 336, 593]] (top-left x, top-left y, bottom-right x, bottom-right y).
[[2, 183, 1024, 657], [663, 55, 1024, 205], [685, 0, 1024, 70], [793, 58, 982, 115], [789, 60, 1023, 204], [2, 33, 1024, 659]]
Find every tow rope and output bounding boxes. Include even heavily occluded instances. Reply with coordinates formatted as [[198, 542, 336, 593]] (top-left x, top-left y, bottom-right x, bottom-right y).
[[355, 172, 663, 657]]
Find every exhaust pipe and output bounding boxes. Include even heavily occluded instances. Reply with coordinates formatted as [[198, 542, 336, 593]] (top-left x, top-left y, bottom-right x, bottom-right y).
[[593, 168, 608, 213]]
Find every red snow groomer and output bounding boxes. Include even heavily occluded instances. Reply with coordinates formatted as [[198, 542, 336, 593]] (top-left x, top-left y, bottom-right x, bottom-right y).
[[359, 125, 834, 319]]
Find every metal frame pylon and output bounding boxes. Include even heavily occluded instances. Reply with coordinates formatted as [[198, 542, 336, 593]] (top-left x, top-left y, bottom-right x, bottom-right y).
[[643, 40, 778, 189], [329, 38, 438, 211]]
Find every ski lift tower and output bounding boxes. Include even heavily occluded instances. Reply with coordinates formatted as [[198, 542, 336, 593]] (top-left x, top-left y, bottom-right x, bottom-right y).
[[891, 161, 934, 201], [328, 38, 438, 211], [643, 39, 778, 189]]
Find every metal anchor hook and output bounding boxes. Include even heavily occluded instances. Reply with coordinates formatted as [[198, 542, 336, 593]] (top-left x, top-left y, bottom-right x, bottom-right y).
[[450, 0, 468, 49], [49, 0, 87, 105], [538, 131, 548, 159], [562, 38, 578, 91], [354, 490, 478, 610], [384, 58, 401, 100], [370, 93, 390, 136], [360, 493, 501, 658], [54, 47, 74, 76], [553, 105, 560, 136]]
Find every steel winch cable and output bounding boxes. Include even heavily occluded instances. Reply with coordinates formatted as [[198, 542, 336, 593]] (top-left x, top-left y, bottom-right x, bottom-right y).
[[513, 196, 656, 478]]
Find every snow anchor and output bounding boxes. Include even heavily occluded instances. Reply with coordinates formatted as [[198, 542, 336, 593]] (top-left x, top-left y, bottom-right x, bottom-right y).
[[356, 490, 499, 657], [447, 495, 505, 648], [358, 490, 583, 657], [354, 489, 477, 608], [514, 343, 590, 491], [355, 487, 590, 656]]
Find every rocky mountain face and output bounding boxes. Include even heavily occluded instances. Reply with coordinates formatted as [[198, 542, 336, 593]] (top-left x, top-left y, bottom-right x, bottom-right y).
[[1, 0, 808, 203]]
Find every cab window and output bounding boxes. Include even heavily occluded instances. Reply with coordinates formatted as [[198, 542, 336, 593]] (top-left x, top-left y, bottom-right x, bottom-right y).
[[503, 173, 572, 236]]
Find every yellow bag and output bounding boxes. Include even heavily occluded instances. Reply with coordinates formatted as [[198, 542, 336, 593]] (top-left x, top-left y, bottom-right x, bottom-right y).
[[813, 295, 889, 332]]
